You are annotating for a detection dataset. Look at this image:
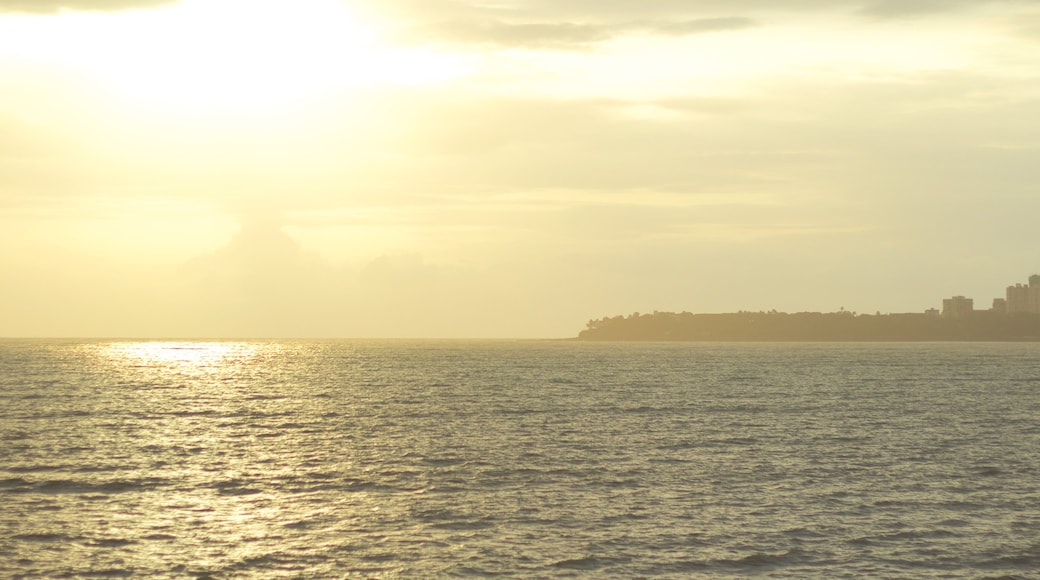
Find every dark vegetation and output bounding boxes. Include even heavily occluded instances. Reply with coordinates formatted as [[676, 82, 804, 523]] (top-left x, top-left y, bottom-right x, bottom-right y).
[[578, 310, 1040, 341]]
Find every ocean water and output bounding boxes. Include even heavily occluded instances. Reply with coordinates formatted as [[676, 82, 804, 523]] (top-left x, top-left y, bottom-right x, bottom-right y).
[[1, 340, 1039, 579]]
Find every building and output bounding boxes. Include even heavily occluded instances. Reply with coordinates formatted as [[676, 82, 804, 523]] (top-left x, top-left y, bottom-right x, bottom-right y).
[[942, 296, 974, 318], [992, 298, 1007, 314], [1006, 275, 1040, 314]]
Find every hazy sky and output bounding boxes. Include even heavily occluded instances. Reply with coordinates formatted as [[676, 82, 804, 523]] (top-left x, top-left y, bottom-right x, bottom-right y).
[[2, 0, 1039, 338]]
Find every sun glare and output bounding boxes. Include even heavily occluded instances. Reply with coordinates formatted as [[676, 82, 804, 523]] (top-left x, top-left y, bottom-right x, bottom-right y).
[[0, 0, 467, 114], [103, 341, 259, 371]]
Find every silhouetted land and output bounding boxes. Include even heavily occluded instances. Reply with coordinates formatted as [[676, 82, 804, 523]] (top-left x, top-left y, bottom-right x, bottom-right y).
[[578, 311, 1040, 341]]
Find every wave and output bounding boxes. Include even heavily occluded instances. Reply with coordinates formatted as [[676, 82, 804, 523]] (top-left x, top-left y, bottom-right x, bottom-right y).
[[3, 477, 171, 495]]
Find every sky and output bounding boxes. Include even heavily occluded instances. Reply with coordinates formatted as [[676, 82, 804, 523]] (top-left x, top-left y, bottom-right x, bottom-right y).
[[2, 0, 1039, 338]]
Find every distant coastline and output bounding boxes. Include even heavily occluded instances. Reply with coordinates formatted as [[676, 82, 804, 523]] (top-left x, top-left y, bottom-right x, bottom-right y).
[[576, 310, 1040, 341]]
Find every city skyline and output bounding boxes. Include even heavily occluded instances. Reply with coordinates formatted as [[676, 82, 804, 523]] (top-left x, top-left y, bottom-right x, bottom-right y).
[[941, 273, 1040, 318]]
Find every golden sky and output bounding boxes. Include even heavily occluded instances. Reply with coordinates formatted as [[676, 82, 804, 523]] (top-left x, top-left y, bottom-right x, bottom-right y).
[[2, 0, 1039, 337]]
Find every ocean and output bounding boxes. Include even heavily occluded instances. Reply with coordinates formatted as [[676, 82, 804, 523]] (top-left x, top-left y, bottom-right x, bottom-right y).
[[1, 339, 1039, 578]]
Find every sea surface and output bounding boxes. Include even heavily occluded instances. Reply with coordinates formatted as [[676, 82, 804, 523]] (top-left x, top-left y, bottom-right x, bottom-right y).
[[1, 339, 1039, 579]]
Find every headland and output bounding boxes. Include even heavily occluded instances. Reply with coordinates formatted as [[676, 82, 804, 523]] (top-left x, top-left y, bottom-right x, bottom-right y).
[[577, 310, 1040, 341], [578, 274, 1040, 341]]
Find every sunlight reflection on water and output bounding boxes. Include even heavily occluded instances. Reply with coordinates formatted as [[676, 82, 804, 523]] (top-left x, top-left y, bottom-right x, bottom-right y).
[[101, 341, 260, 371]]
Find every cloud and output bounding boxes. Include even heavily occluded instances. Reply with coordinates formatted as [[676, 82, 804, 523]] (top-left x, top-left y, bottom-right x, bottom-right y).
[[356, 0, 816, 21], [164, 220, 592, 337], [357, 0, 1026, 48], [858, 0, 1039, 18], [646, 17, 758, 35], [858, 0, 959, 17], [402, 17, 756, 48], [355, 0, 767, 48], [410, 20, 615, 49], [0, 0, 176, 13]]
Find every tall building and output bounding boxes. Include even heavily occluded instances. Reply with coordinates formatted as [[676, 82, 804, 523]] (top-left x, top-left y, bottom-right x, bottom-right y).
[[1006, 275, 1040, 314], [942, 296, 974, 318], [992, 298, 1007, 314]]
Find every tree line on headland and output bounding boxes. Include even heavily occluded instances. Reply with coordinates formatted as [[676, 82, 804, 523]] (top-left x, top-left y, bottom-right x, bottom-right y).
[[577, 310, 1040, 341]]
